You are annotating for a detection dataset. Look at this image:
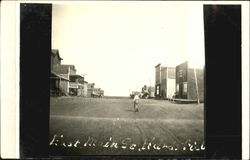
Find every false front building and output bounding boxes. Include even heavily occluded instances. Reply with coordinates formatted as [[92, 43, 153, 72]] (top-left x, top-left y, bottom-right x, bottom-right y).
[[175, 61, 204, 102]]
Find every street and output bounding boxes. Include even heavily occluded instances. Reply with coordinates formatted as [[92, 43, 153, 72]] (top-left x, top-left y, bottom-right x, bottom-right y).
[[50, 97, 204, 156]]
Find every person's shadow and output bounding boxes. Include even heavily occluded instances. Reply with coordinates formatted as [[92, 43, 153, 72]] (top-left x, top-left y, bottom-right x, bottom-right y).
[[124, 109, 135, 112]]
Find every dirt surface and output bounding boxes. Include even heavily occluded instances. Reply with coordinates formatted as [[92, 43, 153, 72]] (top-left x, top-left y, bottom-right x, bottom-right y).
[[50, 97, 204, 156]]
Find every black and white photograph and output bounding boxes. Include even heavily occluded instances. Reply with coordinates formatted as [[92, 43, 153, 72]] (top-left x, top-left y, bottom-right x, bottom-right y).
[[49, 2, 205, 156], [0, 0, 248, 159]]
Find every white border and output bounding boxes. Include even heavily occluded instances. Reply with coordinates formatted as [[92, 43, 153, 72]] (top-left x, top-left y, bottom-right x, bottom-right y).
[[0, 0, 249, 159], [15, 2, 20, 159], [0, 1, 18, 158], [241, 2, 249, 160]]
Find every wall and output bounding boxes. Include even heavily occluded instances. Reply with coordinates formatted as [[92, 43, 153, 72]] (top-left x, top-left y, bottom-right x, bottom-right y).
[[176, 62, 188, 99], [83, 83, 88, 97], [59, 80, 69, 95], [69, 66, 76, 75], [167, 78, 176, 99], [155, 64, 161, 98], [167, 67, 176, 79], [160, 67, 168, 98], [51, 54, 60, 72], [187, 68, 204, 101], [155, 64, 161, 85]]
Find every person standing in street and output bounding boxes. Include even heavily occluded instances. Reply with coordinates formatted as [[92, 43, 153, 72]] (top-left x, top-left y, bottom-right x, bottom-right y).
[[133, 93, 140, 112]]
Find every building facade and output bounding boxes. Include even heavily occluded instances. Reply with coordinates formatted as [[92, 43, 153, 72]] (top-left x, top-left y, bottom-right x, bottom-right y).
[[175, 61, 204, 102], [50, 49, 70, 96], [53, 64, 77, 95], [87, 83, 104, 97], [160, 67, 176, 99], [155, 64, 161, 98], [69, 74, 88, 96], [155, 64, 176, 99]]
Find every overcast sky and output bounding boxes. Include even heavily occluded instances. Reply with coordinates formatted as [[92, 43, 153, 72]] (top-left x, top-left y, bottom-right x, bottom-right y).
[[52, 2, 205, 96]]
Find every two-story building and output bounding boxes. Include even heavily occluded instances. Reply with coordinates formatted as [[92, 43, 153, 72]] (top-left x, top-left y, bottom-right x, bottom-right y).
[[155, 63, 176, 99], [175, 61, 204, 102], [69, 74, 89, 96], [50, 49, 69, 96]]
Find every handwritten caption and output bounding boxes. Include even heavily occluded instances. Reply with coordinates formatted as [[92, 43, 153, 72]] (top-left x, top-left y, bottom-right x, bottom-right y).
[[50, 134, 205, 152]]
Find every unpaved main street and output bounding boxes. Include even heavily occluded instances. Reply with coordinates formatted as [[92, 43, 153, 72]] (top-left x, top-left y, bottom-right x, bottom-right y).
[[50, 97, 204, 156]]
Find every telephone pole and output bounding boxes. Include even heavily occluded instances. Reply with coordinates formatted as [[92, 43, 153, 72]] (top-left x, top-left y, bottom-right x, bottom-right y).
[[194, 68, 200, 104]]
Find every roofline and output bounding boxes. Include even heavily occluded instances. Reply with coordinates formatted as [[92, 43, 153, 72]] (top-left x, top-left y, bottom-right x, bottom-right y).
[[52, 49, 63, 60], [155, 63, 161, 68], [69, 74, 84, 78], [51, 71, 69, 81], [60, 64, 77, 71]]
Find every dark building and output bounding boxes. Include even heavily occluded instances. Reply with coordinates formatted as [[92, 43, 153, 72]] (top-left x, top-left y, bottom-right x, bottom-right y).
[[50, 49, 69, 96], [155, 64, 161, 98], [51, 49, 63, 71], [175, 61, 204, 102]]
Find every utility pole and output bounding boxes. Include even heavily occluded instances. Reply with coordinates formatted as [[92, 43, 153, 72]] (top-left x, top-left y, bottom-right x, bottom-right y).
[[194, 68, 200, 104]]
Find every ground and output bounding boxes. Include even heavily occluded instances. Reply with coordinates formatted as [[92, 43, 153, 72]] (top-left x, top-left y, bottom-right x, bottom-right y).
[[50, 97, 204, 156]]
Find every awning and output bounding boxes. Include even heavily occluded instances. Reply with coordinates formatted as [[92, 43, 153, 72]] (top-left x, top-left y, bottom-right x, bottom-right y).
[[69, 82, 84, 88], [51, 71, 69, 81]]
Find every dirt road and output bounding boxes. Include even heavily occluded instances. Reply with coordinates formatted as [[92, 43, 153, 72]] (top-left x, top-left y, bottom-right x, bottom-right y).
[[50, 97, 204, 156]]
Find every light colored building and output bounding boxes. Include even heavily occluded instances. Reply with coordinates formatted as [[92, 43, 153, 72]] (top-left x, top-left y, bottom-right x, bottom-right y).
[[160, 66, 176, 99], [83, 81, 88, 97], [155, 63, 176, 99]]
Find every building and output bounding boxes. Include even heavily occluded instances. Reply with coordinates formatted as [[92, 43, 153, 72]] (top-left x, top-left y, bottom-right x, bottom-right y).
[[87, 83, 95, 97], [155, 64, 161, 98], [83, 81, 88, 97], [68, 74, 88, 97], [155, 64, 176, 99], [68, 74, 84, 96], [148, 86, 155, 98], [51, 49, 63, 71], [175, 61, 204, 102], [50, 49, 70, 96], [141, 85, 155, 98], [53, 64, 77, 95], [160, 66, 176, 99], [87, 83, 104, 97], [51, 49, 89, 97]]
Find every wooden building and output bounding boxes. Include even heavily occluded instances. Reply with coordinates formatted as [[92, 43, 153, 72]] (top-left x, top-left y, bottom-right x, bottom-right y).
[[87, 83, 104, 97], [155, 63, 176, 99], [69, 74, 88, 97], [160, 66, 176, 99], [175, 61, 204, 102], [53, 64, 77, 95], [155, 64, 161, 98], [50, 49, 70, 96]]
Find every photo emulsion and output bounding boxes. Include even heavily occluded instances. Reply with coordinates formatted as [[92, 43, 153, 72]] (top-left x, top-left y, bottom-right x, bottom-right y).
[[49, 3, 205, 156]]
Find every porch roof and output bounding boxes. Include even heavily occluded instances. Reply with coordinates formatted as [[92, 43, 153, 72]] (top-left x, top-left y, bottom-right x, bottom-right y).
[[51, 71, 69, 81]]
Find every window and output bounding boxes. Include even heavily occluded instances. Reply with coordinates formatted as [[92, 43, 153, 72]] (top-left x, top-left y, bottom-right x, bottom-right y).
[[156, 85, 160, 95], [183, 82, 187, 95]]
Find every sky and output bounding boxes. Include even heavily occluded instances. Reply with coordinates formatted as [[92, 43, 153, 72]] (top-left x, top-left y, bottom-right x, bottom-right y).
[[52, 2, 205, 96]]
